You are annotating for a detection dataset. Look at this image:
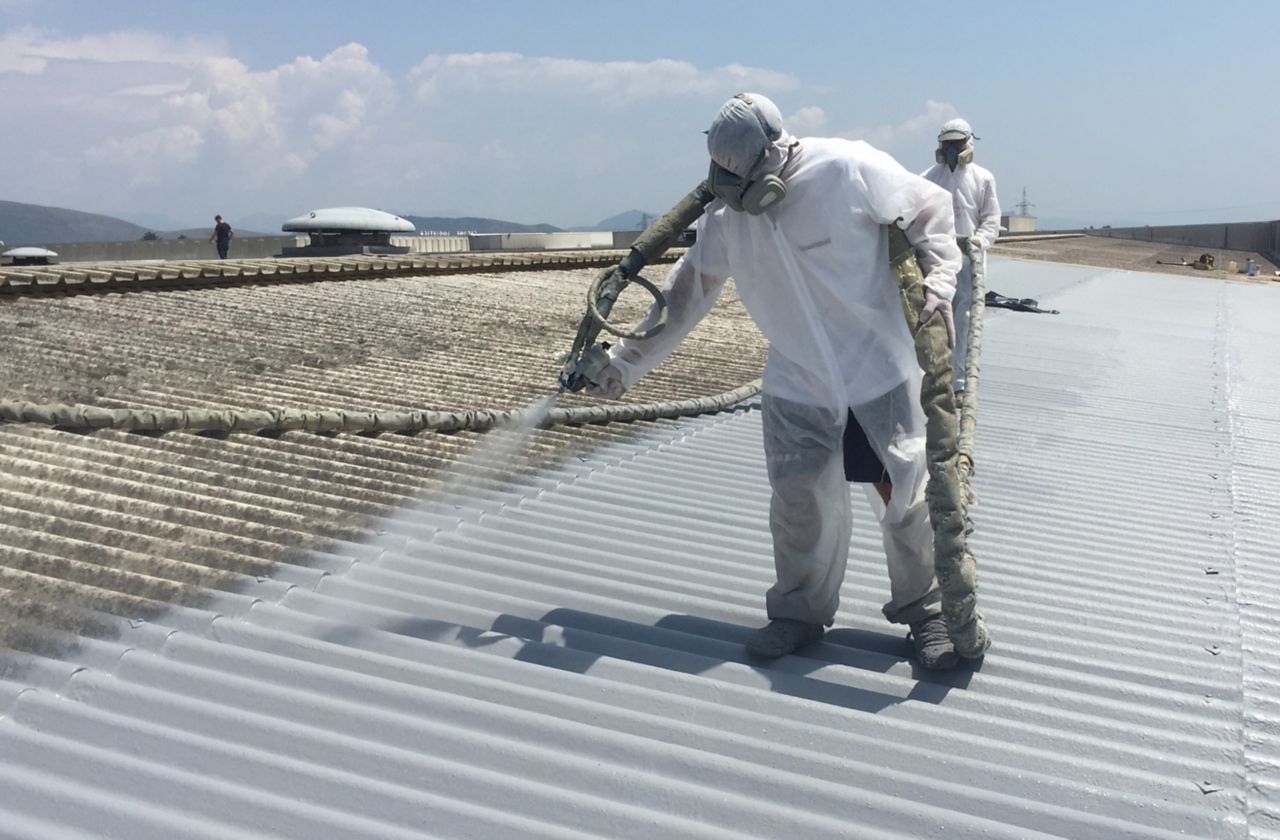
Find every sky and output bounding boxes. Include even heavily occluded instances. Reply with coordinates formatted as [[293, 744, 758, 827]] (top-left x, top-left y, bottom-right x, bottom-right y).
[[1, 0, 1277, 232]]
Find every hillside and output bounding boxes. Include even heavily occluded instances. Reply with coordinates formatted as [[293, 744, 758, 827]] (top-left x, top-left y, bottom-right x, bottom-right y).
[[0, 198, 648, 246], [591, 210, 656, 232], [166, 227, 273, 240], [399, 214, 562, 235], [0, 200, 149, 246]]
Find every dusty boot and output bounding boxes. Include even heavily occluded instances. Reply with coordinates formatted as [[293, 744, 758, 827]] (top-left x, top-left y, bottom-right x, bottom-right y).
[[908, 615, 959, 670], [745, 619, 824, 658]]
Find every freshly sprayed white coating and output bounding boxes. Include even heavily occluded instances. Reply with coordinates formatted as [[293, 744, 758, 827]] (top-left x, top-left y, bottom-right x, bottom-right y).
[[0, 259, 1276, 837]]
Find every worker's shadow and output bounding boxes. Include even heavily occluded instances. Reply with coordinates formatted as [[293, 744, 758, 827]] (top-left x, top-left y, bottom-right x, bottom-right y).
[[467, 607, 980, 714]]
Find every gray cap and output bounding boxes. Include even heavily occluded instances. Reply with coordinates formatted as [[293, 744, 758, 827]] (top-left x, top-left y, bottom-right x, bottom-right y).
[[706, 93, 784, 177]]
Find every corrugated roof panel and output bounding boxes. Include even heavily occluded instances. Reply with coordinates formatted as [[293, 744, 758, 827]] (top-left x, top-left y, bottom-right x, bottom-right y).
[[1222, 282, 1280, 840], [1, 258, 1277, 837]]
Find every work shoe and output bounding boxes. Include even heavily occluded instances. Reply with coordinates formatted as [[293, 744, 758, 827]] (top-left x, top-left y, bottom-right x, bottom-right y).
[[745, 619, 824, 659], [908, 616, 959, 671]]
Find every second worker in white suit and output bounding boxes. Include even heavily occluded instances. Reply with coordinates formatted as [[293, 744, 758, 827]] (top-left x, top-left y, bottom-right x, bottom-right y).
[[585, 94, 965, 668], [922, 118, 1001, 392]]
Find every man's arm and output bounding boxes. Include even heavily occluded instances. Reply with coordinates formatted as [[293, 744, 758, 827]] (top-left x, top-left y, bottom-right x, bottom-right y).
[[858, 148, 962, 299], [901, 181, 963, 300], [971, 172, 1001, 250], [608, 250, 729, 391]]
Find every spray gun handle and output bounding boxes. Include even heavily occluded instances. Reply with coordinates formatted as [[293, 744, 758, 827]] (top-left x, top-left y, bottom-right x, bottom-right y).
[[559, 343, 613, 393], [574, 342, 612, 385]]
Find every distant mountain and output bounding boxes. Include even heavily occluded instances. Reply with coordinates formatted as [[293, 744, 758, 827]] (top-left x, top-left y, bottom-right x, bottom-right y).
[[166, 226, 273, 240], [0, 199, 626, 246], [106, 209, 190, 232], [0, 199, 150, 246], [590, 210, 658, 232], [0, 201, 283, 245], [399, 214, 562, 235], [234, 211, 295, 234]]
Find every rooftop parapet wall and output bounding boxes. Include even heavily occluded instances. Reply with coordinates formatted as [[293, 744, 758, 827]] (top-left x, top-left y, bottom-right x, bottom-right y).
[[469, 232, 614, 251], [38, 236, 305, 263], [28, 235, 472, 263], [1088, 220, 1280, 254], [16, 232, 652, 263], [389, 235, 470, 254]]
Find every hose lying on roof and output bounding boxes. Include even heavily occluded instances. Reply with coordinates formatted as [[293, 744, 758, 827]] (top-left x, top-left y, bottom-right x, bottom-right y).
[[0, 380, 762, 435]]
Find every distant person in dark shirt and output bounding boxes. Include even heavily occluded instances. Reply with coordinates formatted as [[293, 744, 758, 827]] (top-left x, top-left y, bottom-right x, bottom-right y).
[[209, 215, 233, 259]]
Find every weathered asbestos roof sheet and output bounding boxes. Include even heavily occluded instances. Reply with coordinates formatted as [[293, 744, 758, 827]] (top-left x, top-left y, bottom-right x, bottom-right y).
[[1, 258, 1278, 838]]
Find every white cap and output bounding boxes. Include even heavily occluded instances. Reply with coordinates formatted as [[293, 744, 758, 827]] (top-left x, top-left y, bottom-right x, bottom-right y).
[[938, 118, 975, 142]]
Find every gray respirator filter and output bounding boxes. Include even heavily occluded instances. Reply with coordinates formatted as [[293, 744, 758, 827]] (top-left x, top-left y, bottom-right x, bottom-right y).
[[707, 157, 787, 214], [936, 146, 974, 168]]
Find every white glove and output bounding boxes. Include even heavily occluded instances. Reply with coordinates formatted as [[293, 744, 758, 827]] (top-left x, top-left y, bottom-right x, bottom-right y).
[[585, 363, 626, 399], [918, 287, 956, 349]]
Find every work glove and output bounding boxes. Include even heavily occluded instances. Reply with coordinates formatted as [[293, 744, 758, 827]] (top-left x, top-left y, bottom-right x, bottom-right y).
[[918, 287, 956, 349], [960, 236, 985, 258], [585, 363, 626, 399]]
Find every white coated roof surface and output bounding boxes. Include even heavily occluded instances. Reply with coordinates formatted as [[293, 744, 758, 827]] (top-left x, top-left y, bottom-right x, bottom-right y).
[[1, 257, 1278, 838], [282, 207, 416, 233]]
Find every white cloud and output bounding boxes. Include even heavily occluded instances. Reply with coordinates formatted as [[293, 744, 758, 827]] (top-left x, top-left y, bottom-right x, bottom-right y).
[[786, 106, 827, 134], [106, 42, 397, 179], [409, 52, 799, 102], [116, 81, 192, 98], [0, 32, 809, 226], [841, 100, 959, 149], [0, 26, 219, 74], [86, 125, 203, 172]]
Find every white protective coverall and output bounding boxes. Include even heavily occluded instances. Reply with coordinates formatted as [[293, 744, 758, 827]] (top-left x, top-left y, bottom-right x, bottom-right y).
[[922, 134, 1000, 391], [609, 133, 962, 628]]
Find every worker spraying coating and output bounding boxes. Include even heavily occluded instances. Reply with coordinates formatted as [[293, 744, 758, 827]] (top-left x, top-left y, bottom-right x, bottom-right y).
[[563, 93, 989, 668]]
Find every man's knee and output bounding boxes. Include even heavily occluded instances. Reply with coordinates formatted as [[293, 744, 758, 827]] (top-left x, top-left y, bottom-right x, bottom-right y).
[[770, 476, 824, 551]]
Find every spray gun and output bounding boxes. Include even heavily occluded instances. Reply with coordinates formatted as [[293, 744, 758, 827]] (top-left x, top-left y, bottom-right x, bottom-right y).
[[558, 181, 717, 393]]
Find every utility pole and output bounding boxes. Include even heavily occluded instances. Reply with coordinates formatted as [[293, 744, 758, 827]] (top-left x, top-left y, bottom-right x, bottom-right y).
[[1014, 187, 1036, 217]]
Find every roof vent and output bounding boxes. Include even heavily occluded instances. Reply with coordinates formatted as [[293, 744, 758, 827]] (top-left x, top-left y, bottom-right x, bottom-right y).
[[2, 246, 59, 266], [281, 207, 415, 257]]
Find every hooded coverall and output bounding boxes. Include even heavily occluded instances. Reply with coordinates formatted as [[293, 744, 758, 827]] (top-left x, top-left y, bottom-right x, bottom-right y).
[[609, 135, 962, 628]]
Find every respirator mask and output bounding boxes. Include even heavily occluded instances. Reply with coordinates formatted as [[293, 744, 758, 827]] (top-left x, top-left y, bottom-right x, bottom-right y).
[[707, 142, 794, 215], [936, 144, 974, 169]]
